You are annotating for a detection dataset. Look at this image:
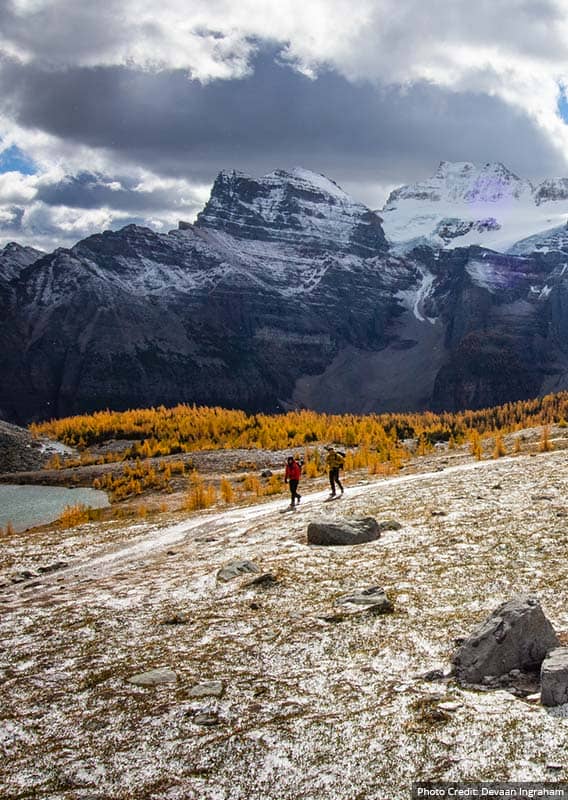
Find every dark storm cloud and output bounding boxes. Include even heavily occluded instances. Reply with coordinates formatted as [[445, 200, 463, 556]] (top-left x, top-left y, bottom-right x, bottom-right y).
[[0, 0, 126, 64], [0, 50, 563, 199], [36, 171, 188, 212]]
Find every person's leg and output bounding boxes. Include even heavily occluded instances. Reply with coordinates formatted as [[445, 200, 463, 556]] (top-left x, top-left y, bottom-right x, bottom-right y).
[[289, 480, 296, 506], [290, 481, 298, 505], [336, 473, 344, 494], [329, 469, 337, 495]]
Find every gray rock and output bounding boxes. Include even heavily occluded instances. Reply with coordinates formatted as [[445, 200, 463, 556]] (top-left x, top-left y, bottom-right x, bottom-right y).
[[453, 596, 559, 685], [37, 561, 68, 574], [0, 418, 54, 473], [336, 586, 394, 613], [216, 560, 260, 582], [377, 520, 403, 532], [245, 572, 277, 588], [420, 669, 446, 682], [127, 668, 178, 687], [541, 647, 568, 707], [193, 712, 220, 726], [162, 613, 190, 625], [11, 570, 37, 583], [261, 470, 273, 478], [321, 586, 394, 622], [188, 680, 224, 698], [307, 517, 380, 546]]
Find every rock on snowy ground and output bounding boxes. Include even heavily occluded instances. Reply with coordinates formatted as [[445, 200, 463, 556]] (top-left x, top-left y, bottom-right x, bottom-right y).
[[2, 447, 568, 799]]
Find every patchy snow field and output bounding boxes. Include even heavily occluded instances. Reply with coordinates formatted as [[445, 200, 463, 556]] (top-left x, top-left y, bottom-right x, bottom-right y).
[[2, 446, 568, 799]]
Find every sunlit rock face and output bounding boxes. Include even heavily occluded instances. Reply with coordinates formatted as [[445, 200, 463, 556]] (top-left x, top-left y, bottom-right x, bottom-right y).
[[196, 167, 388, 256]]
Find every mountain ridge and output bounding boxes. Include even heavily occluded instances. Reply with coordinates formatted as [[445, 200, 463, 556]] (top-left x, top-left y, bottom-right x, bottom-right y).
[[3, 163, 568, 423]]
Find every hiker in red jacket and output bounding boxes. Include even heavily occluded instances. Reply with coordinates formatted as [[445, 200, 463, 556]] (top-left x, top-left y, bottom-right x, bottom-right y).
[[284, 455, 302, 509]]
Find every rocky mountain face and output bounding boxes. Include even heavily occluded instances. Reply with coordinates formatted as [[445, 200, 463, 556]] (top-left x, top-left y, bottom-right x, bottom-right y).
[[0, 242, 44, 282], [0, 170, 415, 423], [195, 167, 388, 256], [0, 242, 44, 306], [2, 164, 568, 423]]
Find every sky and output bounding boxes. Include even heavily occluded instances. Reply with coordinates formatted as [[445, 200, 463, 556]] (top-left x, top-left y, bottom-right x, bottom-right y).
[[0, 0, 568, 251]]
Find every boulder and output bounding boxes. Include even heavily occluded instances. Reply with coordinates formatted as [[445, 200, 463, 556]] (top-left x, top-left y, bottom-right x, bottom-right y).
[[307, 517, 380, 546], [127, 668, 178, 687], [541, 647, 568, 707], [377, 520, 403, 532], [193, 712, 220, 726], [37, 561, 68, 574], [245, 572, 278, 588], [336, 586, 394, 614], [216, 560, 260, 582], [188, 680, 224, 698], [452, 596, 559, 685]]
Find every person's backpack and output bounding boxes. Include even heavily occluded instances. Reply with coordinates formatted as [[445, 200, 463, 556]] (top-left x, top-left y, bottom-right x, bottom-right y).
[[336, 451, 345, 468]]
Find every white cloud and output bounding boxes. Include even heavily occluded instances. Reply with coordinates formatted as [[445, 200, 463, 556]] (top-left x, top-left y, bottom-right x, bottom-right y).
[[0, 170, 37, 203], [0, 149, 207, 249], [3, 1, 568, 160], [2, 0, 568, 247]]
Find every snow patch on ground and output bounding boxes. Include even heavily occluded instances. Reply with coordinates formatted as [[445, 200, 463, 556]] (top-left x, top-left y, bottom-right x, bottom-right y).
[[3, 447, 568, 798]]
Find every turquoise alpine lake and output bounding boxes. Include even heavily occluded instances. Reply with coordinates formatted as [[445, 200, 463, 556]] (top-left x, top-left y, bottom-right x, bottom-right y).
[[0, 485, 110, 532]]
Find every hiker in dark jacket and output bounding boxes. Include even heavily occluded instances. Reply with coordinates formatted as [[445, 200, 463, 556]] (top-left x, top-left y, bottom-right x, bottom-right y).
[[284, 455, 302, 508], [325, 446, 344, 497]]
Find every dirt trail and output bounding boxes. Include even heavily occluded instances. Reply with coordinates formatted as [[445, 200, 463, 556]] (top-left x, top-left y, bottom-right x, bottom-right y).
[[3, 455, 514, 604]]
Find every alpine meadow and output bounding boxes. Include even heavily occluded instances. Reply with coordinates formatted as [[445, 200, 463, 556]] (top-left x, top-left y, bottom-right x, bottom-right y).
[[4, 3, 568, 799]]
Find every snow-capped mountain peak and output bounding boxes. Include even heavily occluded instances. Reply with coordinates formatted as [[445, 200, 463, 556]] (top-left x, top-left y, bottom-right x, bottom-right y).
[[195, 166, 387, 256], [381, 160, 565, 253], [385, 160, 532, 210]]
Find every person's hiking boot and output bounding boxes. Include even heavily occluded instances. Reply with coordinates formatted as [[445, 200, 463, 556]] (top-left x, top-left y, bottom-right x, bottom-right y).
[[296, 494, 301, 504]]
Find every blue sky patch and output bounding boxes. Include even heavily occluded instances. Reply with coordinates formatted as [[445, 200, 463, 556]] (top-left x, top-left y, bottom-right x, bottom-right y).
[[0, 145, 37, 175], [558, 85, 568, 123]]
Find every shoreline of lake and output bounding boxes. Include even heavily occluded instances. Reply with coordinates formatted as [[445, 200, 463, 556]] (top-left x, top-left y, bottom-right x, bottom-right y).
[[0, 484, 110, 532]]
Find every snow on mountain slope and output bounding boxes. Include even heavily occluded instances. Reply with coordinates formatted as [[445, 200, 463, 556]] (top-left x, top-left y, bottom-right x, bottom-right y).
[[196, 167, 387, 256], [0, 242, 44, 281], [534, 178, 568, 205], [381, 161, 568, 253], [396, 266, 436, 323], [507, 224, 568, 256]]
